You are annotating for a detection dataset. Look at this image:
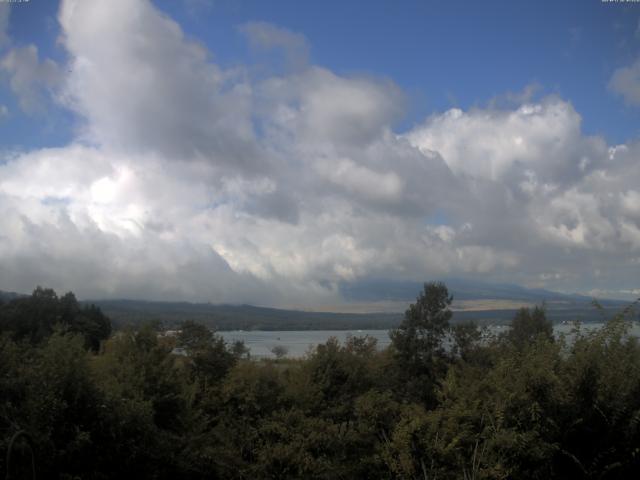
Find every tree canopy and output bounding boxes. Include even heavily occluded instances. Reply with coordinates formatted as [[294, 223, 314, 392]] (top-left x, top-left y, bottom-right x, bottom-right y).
[[0, 287, 111, 350], [1, 285, 640, 479]]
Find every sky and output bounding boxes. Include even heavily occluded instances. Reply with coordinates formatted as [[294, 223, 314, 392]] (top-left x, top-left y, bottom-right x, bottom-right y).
[[0, 0, 640, 307]]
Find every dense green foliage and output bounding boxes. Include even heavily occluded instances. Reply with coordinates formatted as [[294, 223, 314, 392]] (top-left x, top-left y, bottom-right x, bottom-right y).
[[1, 284, 640, 479], [0, 287, 111, 351]]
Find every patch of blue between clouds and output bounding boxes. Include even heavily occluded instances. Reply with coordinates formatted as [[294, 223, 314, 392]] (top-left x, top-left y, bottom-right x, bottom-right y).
[[424, 208, 450, 226]]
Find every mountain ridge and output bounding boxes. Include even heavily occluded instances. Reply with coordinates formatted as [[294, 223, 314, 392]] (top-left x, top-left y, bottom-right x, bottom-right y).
[[1, 280, 630, 331]]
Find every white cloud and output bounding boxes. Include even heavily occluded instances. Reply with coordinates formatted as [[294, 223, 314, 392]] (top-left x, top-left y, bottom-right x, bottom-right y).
[[609, 58, 640, 107], [257, 66, 404, 149], [406, 99, 606, 185], [1, 44, 62, 114], [59, 0, 256, 172], [315, 157, 403, 203], [0, 0, 639, 305], [239, 21, 309, 69]]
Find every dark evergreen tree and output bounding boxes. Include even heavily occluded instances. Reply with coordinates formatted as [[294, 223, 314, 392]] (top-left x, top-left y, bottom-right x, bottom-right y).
[[506, 305, 553, 349], [389, 281, 453, 405]]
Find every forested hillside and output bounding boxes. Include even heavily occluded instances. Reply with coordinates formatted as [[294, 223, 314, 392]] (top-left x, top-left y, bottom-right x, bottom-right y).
[[91, 296, 623, 331], [1, 284, 639, 479], [92, 299, 403, 331]]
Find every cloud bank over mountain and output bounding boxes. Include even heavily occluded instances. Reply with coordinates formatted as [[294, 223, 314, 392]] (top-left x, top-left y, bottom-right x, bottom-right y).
[[0, 0, 639, 305]]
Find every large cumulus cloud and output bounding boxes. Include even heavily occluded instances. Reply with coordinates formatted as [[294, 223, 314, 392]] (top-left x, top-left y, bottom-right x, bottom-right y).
[[0, 0, 638, 305]]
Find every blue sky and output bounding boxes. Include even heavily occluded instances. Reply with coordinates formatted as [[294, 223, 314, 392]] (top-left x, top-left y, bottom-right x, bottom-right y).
[[1, 0, 640, 306], [162, 0, 640, 142], [3, 0, 640, 148]]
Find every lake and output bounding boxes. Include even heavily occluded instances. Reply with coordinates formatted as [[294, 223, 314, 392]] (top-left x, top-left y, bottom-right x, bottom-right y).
[[220, 322, 640, 359], [219, 330, 391, 358]]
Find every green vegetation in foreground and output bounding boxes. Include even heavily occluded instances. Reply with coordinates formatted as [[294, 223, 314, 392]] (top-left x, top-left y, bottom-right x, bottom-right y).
[[1, 283, 640, 479]]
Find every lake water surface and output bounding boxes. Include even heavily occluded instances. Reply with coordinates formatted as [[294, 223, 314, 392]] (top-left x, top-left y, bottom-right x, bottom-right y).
[[220, 322, 640, 359]]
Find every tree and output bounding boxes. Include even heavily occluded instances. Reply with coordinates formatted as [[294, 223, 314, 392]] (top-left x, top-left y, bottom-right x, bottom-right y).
[[62, 293, 111, 352], [177, 320, 242, 382], [451, 321, 484, 363], [0, 286, 60, 343], [271, 345, 289, 359], [506, 306, 553, 349], [0, 288, 110, 350], [391, 281, 452, 361], [301, 337, 379, 423], [178, 320, 214, 352], [389, 281, 453, 404], [90, 323, 194, 478]]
